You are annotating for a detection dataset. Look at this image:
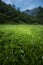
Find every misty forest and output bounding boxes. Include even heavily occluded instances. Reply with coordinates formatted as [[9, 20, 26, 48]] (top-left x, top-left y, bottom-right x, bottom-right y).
[[0, 0, 43, 65]]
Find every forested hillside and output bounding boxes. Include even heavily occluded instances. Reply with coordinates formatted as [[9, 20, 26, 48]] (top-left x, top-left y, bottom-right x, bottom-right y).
[[0, 0, 43, 24]]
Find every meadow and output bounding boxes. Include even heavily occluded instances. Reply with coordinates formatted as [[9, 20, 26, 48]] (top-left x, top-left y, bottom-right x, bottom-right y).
[[0, 25, 43, 65]]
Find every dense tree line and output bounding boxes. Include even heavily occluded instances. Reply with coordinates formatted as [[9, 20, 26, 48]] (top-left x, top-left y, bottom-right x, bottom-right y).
[[0, 0, 43, 24]]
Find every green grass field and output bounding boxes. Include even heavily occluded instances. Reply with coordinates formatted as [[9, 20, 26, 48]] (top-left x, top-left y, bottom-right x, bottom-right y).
[[0, 25, 43, 65]]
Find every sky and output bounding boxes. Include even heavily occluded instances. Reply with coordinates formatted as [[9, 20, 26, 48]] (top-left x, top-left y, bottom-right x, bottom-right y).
[[2, 0, 43, 11]]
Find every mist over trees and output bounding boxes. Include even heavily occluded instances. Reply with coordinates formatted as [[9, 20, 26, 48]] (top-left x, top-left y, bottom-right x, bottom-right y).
[[0, 0, 43, 24]]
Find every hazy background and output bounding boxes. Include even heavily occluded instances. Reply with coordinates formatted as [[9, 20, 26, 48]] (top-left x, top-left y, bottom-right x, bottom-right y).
[[2, 0, 43, 11]]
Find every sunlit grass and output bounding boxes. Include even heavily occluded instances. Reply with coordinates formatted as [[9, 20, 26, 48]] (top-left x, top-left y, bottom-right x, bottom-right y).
[[0, 25, 43, 65]]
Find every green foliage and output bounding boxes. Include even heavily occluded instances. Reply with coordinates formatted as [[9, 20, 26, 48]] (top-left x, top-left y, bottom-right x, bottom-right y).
[[0, 1, 43, 24], [38, 6, 43, 18], [0, 25, 43, 65]]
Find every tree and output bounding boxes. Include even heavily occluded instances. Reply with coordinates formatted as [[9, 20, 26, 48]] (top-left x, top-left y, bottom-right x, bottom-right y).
[[0, 0, 2, 2], [17, 8, 20, 12], [38, 6, 43, 18], [12, 4, 15, 8]]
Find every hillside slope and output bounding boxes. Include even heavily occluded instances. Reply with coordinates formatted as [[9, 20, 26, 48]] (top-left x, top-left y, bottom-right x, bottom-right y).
[[24, 6, 43, 17], [24, 8, 39, 16], [0, 1, 43, 24]]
